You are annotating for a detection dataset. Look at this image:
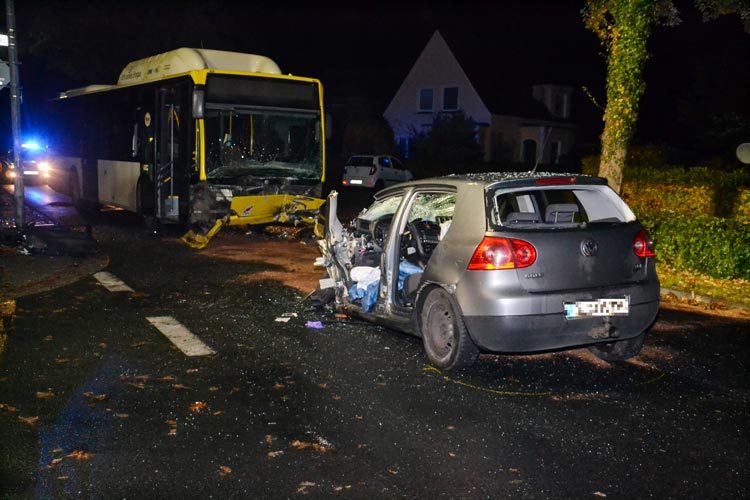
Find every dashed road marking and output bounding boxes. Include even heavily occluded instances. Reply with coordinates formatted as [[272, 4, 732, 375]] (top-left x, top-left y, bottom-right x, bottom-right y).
[[94, 272, 135, 293], [146, 316, 215, 357]]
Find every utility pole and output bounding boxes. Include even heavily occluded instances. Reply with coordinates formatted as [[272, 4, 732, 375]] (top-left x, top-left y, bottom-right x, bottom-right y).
[[5, 0, 23, 228]]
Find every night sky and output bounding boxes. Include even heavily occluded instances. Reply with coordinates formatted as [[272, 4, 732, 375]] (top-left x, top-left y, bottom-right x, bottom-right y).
[[1, 0, 749, 157]]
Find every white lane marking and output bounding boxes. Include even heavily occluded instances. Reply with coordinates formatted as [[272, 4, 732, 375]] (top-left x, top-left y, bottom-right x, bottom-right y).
[[94, 272, 135, 293], [146, 316, 215, 357]]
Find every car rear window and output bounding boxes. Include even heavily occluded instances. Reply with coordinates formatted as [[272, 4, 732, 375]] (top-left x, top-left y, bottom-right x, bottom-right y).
[[488, 186, 636, 229], [347, 156, 375, 167]]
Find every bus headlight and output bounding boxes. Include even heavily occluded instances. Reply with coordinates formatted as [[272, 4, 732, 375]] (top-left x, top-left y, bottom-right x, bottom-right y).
[[38, 161, 51, 173]]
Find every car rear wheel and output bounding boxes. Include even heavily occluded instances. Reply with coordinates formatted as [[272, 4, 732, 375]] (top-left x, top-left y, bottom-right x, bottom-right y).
[[420, 288, 479, 370], [587, 332, 646, 362]]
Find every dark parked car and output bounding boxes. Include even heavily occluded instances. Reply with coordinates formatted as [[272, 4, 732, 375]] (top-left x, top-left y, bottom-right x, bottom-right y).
[[316, 172, 660, 370]]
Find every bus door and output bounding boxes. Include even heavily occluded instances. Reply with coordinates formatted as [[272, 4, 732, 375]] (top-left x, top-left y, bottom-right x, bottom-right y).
[[155, 86, 188, 223], [134, 105, 156, 218]]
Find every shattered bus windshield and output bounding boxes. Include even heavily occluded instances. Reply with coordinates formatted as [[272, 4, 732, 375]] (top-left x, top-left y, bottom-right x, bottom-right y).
[[204, 107, 322, 183]]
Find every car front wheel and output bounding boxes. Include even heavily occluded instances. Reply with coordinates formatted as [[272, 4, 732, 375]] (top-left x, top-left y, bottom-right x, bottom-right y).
[[587, 331, 646, 362], [420, 288, 479, 370]]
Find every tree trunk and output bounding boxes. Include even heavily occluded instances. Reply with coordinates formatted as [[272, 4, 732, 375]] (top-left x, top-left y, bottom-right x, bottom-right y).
[[596, 0, 656, 194]]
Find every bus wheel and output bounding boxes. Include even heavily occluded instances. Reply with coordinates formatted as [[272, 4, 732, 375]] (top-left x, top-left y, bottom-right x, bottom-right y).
[[69, 170, 99, 217], [69, 171, 81, 207], [136, 175, 157, 229]]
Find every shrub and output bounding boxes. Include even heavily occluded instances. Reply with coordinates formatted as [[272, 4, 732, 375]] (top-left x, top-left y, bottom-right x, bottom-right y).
[[638, 212, 750, 280]]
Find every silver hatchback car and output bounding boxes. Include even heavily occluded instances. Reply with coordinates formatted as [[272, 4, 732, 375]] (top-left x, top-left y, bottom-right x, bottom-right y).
[[316, 172, 660, 370]]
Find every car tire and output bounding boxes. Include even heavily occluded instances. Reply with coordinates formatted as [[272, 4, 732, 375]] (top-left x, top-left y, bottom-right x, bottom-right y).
[[420, 287, 479, 370], [587, 332, 646, 362]]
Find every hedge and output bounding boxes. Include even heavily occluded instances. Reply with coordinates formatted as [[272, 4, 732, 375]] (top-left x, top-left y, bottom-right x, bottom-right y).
[[638, 213, 750, 280], [582, 157, 750, 280]]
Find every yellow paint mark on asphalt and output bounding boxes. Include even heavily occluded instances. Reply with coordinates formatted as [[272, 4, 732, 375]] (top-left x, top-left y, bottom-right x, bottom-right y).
[[422, 366, 552, 397], [634, 367, 665, 386]]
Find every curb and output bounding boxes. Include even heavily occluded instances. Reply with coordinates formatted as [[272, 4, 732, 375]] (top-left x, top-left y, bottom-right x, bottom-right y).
[[660, 287, 750, 313]]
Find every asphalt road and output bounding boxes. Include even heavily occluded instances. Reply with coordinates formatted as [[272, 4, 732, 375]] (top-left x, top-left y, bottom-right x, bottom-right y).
[[0, 187, 748, 499]]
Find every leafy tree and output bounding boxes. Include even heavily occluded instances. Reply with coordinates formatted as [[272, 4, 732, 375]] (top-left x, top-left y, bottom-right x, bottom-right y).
[[583, 0, 749, 193], [410, 111, 483, 177]]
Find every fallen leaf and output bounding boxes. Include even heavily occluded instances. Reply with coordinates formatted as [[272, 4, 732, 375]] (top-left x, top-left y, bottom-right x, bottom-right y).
[[332, 395, 342, 401], [267, 450, 284, 458], [218, 465, 232, 476], [388, 469, 399, 476], [36, 391, 55, 399], [190, 401, 208, 413], [161, 376, 177, 382], [297, 481, 316, 494], [172, 384, 191, 391], [115, 413, 129, 419], [18, 416, 39, 425], [127, 383, 145, 390], [186, 368, 199, 374], [119, 375, 130, 381], [318, 383, 328, 389], [52, 448, 64, 454], [593, 493, 607, 498], [134, 375, 151, 381], [50, 458, 63, 466], [166, 420, 177, 426], [230, 387, 241, 394], [56, 476, 69, 481], [0, 404, 18, 413], [290, 440, 312, 450], [273, 383, 285, 390], [209, 386, 219, 392], [447, 425, 456, 431], [98, 343, 107, 349], [449, 452, 456, 458], [167, 429, 177, 436], [44, 335, 54, 341], [67, 450, 93, 460], [130, 341, 148, 348], [265, 435, 275, 445], [54, 358, 70, 364]]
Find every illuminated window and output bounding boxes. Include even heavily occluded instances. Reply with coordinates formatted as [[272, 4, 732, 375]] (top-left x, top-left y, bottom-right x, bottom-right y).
[[419, 88, 434, 112], [443, 87, 458, 111]]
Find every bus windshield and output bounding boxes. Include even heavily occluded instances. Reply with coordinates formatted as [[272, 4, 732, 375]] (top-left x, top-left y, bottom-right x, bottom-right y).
[[204, 107, 322, 183]]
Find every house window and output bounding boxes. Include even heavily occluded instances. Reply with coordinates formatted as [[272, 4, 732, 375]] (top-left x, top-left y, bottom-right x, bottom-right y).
[[552, 141, 563, 164], [419, 88, 434, 112], [552, 94, 567, 118], [522, 139, 537, 167], [443, 87, 458, 111]]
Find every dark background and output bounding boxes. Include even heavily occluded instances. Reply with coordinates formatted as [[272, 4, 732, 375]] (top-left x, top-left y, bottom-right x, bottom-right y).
[[1, 0, 748, 160]]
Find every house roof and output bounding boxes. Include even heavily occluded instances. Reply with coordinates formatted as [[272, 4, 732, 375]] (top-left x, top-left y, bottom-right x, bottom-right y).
[[426, 29, 576, 123]]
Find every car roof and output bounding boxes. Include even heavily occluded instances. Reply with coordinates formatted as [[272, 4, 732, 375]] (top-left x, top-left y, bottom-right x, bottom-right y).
[[374, 171, 608, 198]]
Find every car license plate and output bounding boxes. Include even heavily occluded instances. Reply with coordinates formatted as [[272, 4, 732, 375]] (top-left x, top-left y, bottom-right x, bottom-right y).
[[564, 297, 629, 319], [350, 179, 363, 185]]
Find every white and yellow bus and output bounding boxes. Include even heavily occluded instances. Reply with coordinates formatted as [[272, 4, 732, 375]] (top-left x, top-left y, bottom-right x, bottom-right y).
[[47, 48, 326, 243]]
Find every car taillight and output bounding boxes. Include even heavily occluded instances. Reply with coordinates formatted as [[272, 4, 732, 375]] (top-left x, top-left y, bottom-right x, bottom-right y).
[[369, 166, 377, 175], [468, 237, 537, 270], [633, 229, 655, 258]]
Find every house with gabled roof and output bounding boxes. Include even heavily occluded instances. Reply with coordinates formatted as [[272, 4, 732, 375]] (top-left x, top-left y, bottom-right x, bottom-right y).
[[383, 30, 576, 167]]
